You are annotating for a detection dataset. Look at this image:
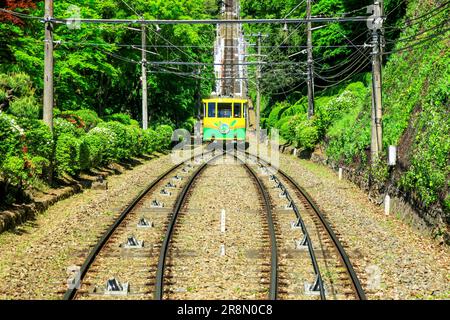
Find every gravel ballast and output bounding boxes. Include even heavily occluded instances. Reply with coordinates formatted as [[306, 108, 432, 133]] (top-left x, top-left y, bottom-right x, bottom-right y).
[[278, 152, 450, 300], [0, 153, 178, 300], [0, 148, 448, 300]]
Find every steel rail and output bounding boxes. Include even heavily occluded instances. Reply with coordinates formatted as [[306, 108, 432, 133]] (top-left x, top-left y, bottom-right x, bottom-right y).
[[235, 155, 278, 300], [270, 174, 326, 299], [244, 151, 366, 300], [154, 152, 223, 299], [63, 153, 207, 300]]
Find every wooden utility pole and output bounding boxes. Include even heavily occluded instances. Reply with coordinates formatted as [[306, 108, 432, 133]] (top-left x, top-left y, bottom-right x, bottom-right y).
[[370, 1, 384, 159], [43, 0, 54, 130], [141, 24, 148, 130], [256, 32, 262, 141], [306, 0, 315, 119]]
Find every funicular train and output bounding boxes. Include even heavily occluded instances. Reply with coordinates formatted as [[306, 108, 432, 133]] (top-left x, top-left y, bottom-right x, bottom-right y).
[[202, 97, 248, 142]]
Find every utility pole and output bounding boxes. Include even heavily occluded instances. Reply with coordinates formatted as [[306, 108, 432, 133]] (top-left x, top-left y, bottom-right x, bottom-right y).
[[306, 0, 315, 119], [43, 0, 54, 130], [256, 32, 262, 141], [379, 0, 385, 57], [141, 24, 148, 130], [196, 67, 202, 120], [370, 1, 384, 159]]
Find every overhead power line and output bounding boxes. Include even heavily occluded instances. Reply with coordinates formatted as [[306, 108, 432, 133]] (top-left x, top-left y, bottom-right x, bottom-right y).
[[385, 19, 450, 43], [383, 1, 450, 31], [50, 16, 373, 25], [314, 61, 371, 89], [0, 8, 42, 20], [383, 27, 450, 55]]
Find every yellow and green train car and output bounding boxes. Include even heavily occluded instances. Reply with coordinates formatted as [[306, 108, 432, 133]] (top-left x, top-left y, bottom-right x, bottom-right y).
[[202, 98, 248, 141]]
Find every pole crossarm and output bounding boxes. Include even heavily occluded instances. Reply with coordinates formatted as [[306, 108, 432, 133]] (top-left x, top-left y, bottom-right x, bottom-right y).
[[49, 16, 376, 25]]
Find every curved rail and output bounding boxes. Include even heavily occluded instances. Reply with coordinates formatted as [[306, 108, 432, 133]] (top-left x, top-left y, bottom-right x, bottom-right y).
[[154, 152, 279, 300], [270, 173, 326, 299], [238, 157, 278, 300], [245, 151, 367, 300], [154, 153, 223, 299], [63, 153, 207, 300]]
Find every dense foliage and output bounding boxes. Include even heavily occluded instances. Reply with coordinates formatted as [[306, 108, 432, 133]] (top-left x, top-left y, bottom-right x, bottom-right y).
[[241, 0, 407, 109], [0, 0, 216, 127], [260, 0, 449, 217], [0, 72, 174, 204]]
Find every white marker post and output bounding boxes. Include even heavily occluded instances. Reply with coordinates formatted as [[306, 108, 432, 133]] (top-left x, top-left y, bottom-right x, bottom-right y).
[[384, 194, 391, 216], [388, 146, 397, 166], [220, 209, 226, 233], [338, 168, 343, 180]]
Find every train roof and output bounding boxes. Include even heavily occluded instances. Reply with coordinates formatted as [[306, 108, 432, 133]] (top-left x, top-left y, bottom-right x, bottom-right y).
[[202, 97, 248, 103]]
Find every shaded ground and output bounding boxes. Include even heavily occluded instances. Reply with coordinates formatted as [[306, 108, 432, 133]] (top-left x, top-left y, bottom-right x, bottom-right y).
[[278, 153, 450, 300], [0, 152, 175, 299]]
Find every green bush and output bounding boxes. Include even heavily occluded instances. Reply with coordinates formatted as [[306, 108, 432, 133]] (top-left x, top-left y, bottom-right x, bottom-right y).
[[87, 126, 117, 163], [282, 99, 307, 118], [0, 89, 7, 102], [72, 109, 102, 130], [130, 119, 140, 128], [55, 133, 81, 176], [399, 91, 450, 207], [97, 121, 134, 160], [0, 112, 24, 166], [54, 118, 85, 138], [275, 115, 290, 130], [25, 120, 53, 160], [295, 119, 319, 150], [8, 96, 40, 119], [1, 154, 50, 189], [142, 129, 158, 154], [267, 102, 290, 129], [315, 82, 368, 138], [104, 113, 133, 125], [125, 125, 142, 156], [79, 134, 104, 170], [1, 156, 29, 187], [155, 125, 174, 150], [182, 117, 197, 133], [0, 73, 33, 97]]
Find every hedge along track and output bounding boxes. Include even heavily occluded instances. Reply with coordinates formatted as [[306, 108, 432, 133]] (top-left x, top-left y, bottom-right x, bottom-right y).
[[63, 150, 215, 300], [155, 152, 278, 300], [241, 151, 366, 300]]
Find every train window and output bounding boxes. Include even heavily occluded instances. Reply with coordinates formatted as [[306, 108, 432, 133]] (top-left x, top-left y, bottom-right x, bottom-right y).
[[233, 103, 242, 118], [208, 103, 216, 117], [218, 103, 232, 118], [244, 103, 248, 118]]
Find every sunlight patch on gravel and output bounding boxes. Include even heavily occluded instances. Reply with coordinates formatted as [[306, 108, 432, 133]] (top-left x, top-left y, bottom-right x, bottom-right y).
[[0, 153, 175, 300], [279, 153, 450, 300]]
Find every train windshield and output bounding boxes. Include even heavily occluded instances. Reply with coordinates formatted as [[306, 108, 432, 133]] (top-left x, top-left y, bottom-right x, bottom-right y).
[[208, 102, 216, 117], [218, 103, 232, 118], [233, 103, 242, 118]]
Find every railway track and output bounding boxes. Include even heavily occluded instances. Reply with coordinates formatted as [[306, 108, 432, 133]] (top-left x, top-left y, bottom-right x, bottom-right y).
[[155, 153, 278, 299], [63, 151, 216, 300], [241, 151, 366, 300], [63, 145, 365, 300]]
